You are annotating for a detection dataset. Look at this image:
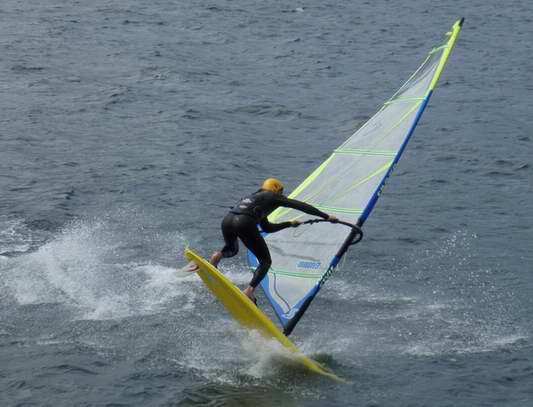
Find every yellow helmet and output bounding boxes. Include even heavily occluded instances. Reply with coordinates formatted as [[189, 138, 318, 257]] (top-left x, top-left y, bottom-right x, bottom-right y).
[[262, 178, 284, 194]]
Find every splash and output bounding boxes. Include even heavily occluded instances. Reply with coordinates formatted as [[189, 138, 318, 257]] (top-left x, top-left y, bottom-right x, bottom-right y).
[[383, 230, 525, 357], [0, 217, 48, 256], [0, 213, 199, 320], [241, 330, 297, 379], [301, 230, 528, 360]]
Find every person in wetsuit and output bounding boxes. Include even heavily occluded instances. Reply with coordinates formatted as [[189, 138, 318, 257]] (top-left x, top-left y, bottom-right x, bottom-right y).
[[207, 178, 337, 303]]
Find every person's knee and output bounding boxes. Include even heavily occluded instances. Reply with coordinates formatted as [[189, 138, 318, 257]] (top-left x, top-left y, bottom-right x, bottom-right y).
[[222, 250, 237, 258]]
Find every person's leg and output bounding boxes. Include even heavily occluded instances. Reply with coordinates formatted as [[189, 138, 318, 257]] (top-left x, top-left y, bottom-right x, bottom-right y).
[[211, 213, 239, 267], [237, 220, 272, 301], [186, 214, 238, 272], [209, 251, 223, 267]]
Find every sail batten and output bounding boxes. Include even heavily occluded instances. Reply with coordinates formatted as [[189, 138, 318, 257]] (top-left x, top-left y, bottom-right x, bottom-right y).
[[248, 19, 464, 336]]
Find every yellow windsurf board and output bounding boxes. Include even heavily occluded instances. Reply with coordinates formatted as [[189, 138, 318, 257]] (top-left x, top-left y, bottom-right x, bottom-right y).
[[184, 248, 344, 382]]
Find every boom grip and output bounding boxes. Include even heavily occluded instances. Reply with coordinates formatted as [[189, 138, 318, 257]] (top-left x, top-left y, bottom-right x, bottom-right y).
[[302, 218, 364, 246]]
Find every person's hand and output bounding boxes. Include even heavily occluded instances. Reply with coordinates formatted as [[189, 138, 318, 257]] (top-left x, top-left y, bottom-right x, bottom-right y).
[[327, 215, 338, 223], [291, 220, 302, 227]]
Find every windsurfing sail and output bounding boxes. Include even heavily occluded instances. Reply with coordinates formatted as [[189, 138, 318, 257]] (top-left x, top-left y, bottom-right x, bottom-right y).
[[248, 19, 464, 336]]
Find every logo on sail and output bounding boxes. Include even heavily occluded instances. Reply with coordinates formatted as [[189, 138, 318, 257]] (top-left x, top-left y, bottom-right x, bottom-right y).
[[297, 260, 321, 270]]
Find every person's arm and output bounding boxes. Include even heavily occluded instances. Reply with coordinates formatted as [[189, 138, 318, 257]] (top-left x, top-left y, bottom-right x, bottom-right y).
[[275, 195, 329, 219], [259, 218, 294, 233]]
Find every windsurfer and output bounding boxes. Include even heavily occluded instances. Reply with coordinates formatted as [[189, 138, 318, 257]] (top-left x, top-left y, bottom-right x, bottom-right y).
[[189, 178, 337, 304]]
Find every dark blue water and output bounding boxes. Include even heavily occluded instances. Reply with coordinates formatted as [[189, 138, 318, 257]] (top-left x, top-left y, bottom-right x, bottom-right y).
[[1, 0, 532, 406]]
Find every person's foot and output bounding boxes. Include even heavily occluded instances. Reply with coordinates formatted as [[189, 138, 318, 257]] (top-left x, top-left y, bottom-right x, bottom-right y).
[[243, 286, 257, 305], [183, 261, 199, 272], [244, 293, 257, 305], [209, 251, 223, 268]]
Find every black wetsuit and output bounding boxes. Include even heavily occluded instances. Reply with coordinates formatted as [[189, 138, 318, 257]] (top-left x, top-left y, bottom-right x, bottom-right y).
[[220, 189, 328, 288]]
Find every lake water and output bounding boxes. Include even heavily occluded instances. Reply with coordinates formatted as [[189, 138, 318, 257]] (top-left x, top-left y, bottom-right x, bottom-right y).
[[1, 0, 532, 406]]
